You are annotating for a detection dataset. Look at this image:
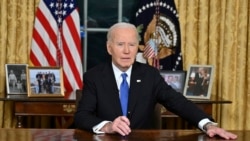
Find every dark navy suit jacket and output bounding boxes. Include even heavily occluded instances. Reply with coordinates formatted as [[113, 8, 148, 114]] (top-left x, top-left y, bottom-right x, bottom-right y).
[[74, 62, 213, 132]]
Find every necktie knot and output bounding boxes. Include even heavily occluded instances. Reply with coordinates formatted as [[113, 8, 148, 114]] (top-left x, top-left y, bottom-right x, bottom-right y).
[[121, 73, 127, 81]]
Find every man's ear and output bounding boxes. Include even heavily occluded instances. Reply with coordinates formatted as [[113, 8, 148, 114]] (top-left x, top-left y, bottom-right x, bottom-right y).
[[106, 41, 112, 55]]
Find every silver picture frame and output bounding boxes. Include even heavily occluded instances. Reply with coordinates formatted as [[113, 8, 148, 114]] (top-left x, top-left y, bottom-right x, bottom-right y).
[[160, 70, 186, 93], [183, 65, 214, 99]]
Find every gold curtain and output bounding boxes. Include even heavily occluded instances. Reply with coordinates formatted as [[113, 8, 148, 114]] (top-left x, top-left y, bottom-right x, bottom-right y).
[[0, 0, 249, 130], [175, 0, 250, 130], [0, 0, 40, 127]]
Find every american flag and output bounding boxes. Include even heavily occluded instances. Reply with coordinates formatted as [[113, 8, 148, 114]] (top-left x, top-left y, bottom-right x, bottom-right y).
[[30, 0, 83, 99], [143, 39, 157, 58], [143, 39, 159, 69]]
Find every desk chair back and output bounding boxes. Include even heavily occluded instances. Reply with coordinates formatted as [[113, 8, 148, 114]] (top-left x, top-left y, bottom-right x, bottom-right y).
[[75, 89, 82, 108]]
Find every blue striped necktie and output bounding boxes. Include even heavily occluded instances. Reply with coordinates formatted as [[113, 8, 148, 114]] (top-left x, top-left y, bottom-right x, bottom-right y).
[[120, 73, 129, 116]]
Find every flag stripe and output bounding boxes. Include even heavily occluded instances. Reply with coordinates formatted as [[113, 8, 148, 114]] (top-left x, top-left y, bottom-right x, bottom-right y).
[[36, 8, 58, 48], [30, 51, 41, 66], [65, 12, 82, 55], [62, 10, 83, 91], [32, 6, 57, 66], [32, 28, 56, 66], [62, 32, 82, 88], [143, 39, 157, 58]]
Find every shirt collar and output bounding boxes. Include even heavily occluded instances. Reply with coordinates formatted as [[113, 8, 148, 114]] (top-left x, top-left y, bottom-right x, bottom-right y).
[[112, 63, 132, 77], [112, 63, 132, 87]]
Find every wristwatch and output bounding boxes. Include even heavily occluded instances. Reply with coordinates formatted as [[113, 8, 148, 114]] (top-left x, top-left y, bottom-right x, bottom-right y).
[[203, 122, 218, 131]]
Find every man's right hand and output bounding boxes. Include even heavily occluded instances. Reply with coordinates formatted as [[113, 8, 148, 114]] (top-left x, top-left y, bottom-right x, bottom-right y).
[[101, 116, 131, 136]]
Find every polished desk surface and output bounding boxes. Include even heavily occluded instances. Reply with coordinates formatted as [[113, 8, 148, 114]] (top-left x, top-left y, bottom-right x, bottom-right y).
[[0, 129, 248, 141], [0, 128, 250, 141]]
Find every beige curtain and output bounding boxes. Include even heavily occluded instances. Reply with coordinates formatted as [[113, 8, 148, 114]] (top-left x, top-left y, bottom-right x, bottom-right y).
[[0, 0, 249, 130]]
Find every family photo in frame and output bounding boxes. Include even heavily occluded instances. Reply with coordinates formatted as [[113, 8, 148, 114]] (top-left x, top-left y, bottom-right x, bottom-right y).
[[183, 65, 214, 99], [160, 70, 186, 93], [26, 66, 64, 97], [5, 64, 28, 94]]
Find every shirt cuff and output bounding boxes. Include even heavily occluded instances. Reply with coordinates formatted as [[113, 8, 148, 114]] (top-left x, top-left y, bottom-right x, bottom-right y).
[[198, 118, 218, 132], [92, 121, 111, 134]]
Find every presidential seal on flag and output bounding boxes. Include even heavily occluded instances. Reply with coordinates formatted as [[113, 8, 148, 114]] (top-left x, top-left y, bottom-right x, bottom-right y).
[[135, 0, 183, 71]]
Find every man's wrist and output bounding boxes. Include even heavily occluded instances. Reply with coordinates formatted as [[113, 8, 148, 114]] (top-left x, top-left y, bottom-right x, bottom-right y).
[[198, 118, 218, 132], [101, 122, 113, 133], [203, 122, 218, 131], [93, 121, 111, 134]]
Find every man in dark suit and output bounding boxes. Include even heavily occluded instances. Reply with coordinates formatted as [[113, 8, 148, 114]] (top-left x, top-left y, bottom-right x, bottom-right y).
[[74, 22, 237, 140]]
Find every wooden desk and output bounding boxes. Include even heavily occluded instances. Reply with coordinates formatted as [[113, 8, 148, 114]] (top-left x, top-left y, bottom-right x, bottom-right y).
[[0, 95, 231, 129], [0, 129, 248, 141]]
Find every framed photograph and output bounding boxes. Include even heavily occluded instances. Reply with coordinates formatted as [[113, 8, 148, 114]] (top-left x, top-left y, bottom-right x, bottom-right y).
[[183, 65, 214, 99], [160, 70, 186, 93], [26, 66, 64, 97], [5, 64, 28, 94]]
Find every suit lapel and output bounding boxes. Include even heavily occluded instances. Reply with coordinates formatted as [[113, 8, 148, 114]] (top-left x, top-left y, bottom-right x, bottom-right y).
[[101, 63, 123, 116], [128, 63, 144, 115], [100, 62, 145, 117]]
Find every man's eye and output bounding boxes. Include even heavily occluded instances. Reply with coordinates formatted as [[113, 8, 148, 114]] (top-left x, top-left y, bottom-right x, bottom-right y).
[[129, 44, 136, 47], [117, 43, 124, 46]]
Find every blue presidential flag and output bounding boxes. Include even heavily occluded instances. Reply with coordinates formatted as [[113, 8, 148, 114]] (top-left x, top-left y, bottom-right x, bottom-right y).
[[134, 0, 183, 71]]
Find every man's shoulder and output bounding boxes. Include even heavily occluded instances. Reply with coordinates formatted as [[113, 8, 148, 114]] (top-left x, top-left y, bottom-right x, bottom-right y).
[[89, 62, 108, 70], [133, 62, 159, 72], [83, 62, 110, 76]]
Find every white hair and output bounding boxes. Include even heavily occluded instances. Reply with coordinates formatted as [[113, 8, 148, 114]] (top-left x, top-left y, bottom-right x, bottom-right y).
[[107, 22, 140, 42]]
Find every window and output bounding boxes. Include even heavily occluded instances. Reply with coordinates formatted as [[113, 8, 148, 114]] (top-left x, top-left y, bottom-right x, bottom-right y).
[[80, 0, 138, 71]]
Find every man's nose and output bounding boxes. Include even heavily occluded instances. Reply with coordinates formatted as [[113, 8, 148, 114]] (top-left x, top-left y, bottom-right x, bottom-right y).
[[123, 45, 130, 53]]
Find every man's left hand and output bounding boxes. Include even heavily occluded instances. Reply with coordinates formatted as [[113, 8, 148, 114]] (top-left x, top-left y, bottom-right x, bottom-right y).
[[206, 125, 237, 140]]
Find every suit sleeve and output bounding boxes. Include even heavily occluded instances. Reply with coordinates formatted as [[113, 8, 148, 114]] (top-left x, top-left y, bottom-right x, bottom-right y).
[[74, 72, 104, 132]]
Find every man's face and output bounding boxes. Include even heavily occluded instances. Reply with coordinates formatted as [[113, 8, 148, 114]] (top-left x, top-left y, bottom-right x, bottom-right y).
[[198, 68, 205, 75], [107, 27, 139, 72]]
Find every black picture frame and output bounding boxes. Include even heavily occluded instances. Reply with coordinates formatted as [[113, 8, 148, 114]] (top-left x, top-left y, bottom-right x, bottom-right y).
[[5, 64, 28, 94], [160, 70, 186, 93]]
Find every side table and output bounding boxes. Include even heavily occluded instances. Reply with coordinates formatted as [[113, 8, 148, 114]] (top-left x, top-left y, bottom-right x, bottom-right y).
[[0, 95, 76, 128]]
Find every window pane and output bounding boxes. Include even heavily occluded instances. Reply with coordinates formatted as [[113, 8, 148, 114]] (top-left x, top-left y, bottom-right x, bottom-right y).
[[122, 0, 138, 23], [87, 0, 119, 28], [84, 0, 139, 70], [87, 32, 110, 70]]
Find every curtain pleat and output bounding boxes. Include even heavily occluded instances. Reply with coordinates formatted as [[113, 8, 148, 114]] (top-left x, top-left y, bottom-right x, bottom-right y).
[[176, 0, 250, 130], [0, 0, 40, 128]]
